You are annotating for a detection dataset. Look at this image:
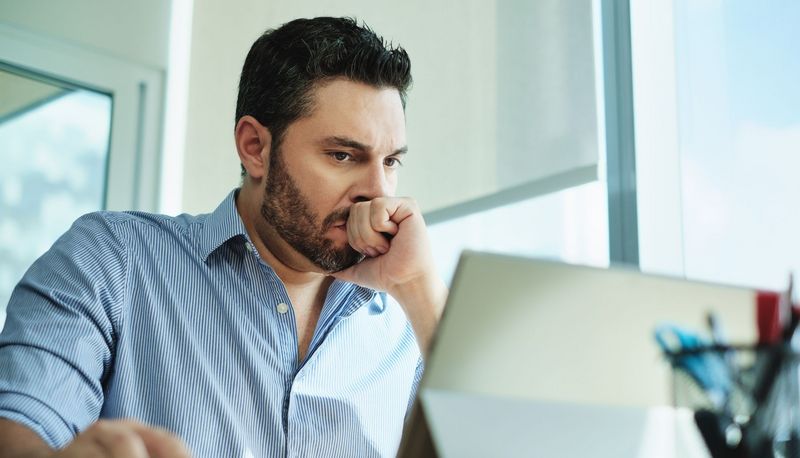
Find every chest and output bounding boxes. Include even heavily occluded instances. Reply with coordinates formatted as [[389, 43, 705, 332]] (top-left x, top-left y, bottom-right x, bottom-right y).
[[108, 248, 422, 455], [290, 299, 322, 361], [106, 289, 420, 458]]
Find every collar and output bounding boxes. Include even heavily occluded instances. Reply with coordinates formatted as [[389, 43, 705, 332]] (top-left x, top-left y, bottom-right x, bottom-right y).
[[198, 189, 250, 262], [198, 189, 383, 312]]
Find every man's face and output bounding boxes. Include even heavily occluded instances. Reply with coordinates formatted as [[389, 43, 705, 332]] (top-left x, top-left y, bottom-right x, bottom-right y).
[[259, 79, 407, 272]]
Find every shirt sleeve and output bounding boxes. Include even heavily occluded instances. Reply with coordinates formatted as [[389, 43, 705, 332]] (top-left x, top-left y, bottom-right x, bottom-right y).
[[0, 212, 127, 448], [405, 356, 425, 420]]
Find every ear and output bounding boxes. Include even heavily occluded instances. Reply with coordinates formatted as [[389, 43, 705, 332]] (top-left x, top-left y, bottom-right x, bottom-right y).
[[235, 115, 272, 180]]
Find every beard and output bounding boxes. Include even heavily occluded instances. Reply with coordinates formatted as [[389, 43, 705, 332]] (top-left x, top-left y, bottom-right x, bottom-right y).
[[259, 145, 363, 273]]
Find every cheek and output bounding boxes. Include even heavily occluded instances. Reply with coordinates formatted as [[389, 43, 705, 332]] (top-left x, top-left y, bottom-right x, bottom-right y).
[[387, 174, 399, 196], [300, 173, 350, 214], [287, 158, 326, 188]]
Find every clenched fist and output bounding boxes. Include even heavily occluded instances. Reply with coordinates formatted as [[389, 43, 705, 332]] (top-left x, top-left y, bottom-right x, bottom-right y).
[[333, 196, 447, 354]]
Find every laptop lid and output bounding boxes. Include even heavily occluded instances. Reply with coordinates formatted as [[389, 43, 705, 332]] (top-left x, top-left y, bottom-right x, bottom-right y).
[[398, 251, 758, 457]]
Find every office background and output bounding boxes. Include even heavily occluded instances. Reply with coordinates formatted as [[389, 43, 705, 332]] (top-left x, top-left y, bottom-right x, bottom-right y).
[[1, 0, 799, 333]]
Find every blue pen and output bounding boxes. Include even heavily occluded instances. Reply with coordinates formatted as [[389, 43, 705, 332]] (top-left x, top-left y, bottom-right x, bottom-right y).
[[654, 323, 732, 409]]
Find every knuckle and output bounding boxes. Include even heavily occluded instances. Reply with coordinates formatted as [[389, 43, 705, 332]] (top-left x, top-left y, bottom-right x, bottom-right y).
[[109, 429, 138, 448], [90, 420, 110, 434], [156, 429, 184, 445], [173, 440, 193, 457]]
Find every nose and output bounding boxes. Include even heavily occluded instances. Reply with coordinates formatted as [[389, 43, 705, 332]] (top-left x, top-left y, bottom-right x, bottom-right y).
[[351, 162, 392, 203]]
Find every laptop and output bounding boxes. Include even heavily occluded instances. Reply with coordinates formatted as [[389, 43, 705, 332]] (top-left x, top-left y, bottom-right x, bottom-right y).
[[397, 251, 758, 458]]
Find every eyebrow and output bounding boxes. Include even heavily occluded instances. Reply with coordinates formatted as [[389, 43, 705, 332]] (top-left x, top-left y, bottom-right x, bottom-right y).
[[322, 136, 408, 156]]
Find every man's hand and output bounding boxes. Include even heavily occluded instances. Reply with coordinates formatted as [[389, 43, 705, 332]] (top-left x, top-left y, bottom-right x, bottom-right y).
[[332, 197, 448, 354], [53, 420, 191, 458], [0, 418, 191, 458]]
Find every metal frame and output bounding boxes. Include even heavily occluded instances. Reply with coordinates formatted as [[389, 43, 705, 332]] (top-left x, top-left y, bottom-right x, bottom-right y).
[[417, 0, 640, 270], [423, 165, 597, 226], [424, 0, 641, 269], [0, 62, 76, 125], [601, 0, 640, 266]]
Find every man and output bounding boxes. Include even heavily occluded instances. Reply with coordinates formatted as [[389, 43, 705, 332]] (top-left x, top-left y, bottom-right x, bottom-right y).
[[0, 17, 447, 457]]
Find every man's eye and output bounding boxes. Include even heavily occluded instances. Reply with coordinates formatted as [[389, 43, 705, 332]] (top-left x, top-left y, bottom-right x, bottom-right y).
[[384, 157, 403, 168], [330, 152, 351, 162]]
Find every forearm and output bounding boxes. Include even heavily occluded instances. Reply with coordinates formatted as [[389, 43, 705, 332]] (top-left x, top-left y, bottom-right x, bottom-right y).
[[392, 275, 448, 355], [0, 419, 53, 458]]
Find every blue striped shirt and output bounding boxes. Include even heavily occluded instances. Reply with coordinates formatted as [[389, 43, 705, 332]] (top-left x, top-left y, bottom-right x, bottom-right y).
[[0, 190, 423, 457]]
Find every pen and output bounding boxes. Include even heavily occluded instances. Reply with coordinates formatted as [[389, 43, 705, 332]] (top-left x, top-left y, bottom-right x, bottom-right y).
[[708, 313, 740, 383], [654, 323, 732, 409]]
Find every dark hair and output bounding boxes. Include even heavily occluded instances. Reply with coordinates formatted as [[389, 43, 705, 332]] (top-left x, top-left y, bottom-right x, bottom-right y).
[[236, 17, 412, 176]]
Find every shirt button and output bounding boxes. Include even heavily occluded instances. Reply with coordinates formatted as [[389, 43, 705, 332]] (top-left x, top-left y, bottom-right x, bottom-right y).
[[276, 302, 289, 314]]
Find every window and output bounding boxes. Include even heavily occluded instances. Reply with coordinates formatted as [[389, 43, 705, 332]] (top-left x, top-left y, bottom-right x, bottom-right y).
[[633, 1, 800, 290], [425, 0, 611, 281], [0, 66, 113, 325], [428, 182, 609, 284], [0, 24, 163, 328]]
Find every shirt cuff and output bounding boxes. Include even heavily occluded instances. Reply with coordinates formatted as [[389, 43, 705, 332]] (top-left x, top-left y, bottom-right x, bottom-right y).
[[0, 391, 75, 449]]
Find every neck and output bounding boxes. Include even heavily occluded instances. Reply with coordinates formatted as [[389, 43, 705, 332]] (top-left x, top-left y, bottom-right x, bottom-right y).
[[236, 186, 331, 290]]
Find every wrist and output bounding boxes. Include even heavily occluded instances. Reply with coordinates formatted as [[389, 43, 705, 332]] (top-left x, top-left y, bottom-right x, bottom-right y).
[[391, 273, 448, 355]]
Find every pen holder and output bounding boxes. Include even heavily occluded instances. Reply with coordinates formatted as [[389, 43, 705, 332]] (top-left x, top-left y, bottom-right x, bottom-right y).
[[668, 344, 800, 458]]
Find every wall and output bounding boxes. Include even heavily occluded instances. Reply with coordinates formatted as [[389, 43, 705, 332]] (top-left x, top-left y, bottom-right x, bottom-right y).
[[181, 0, 598, 215], [181, 0, 498, 214], [0, 1, 171, 70], [0, 1, 598, 218]]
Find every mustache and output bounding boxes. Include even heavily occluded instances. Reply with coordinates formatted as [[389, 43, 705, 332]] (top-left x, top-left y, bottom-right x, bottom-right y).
[[321, 206, 351, 230]]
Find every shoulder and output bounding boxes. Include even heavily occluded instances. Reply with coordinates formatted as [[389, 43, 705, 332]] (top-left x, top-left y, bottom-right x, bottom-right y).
[[77, 210, 203, 235], [64, 210, 206, 247]]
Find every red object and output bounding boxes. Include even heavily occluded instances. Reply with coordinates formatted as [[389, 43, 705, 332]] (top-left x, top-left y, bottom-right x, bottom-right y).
[[757, 291, 782, 344]]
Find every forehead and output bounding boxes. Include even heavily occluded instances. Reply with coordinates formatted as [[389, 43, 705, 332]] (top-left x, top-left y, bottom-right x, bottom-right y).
[[291, 78, 407, 151]]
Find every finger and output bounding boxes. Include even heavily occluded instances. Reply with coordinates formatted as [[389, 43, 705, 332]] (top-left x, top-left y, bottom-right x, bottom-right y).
[[88, 420, 148, 458], [346, 205, 370, 256], [59, 439, 107, 458], [348, 203, 381, 257], [385, 197, 418, 225], [118, 421, 192, 458], [369, 199, 400, 237], [91, 420, 190, 458], [353, 203, 391, 255]]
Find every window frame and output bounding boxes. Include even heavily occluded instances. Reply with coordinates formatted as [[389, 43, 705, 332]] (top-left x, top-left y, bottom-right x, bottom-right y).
[[0, 23, 164, 212]]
